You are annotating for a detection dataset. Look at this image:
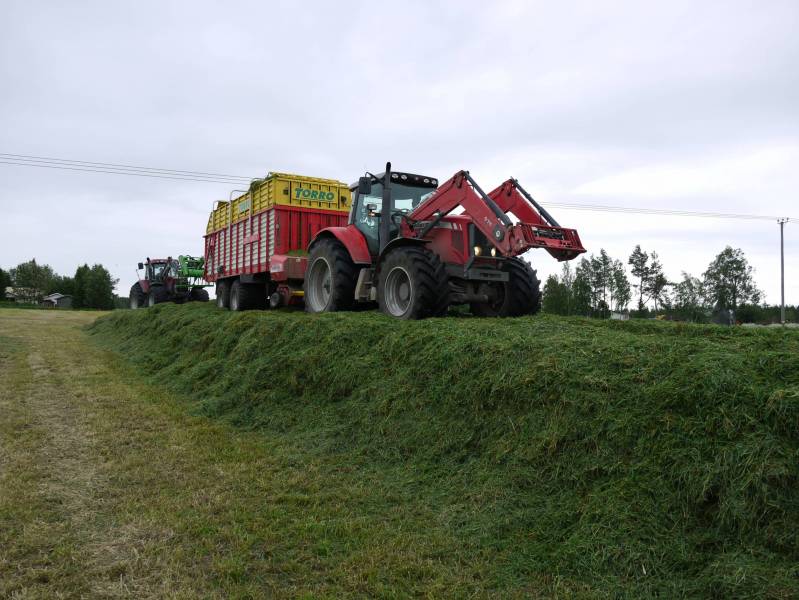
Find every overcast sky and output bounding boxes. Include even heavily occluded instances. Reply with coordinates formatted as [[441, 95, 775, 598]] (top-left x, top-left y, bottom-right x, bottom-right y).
[[1, 0, 797, 305]]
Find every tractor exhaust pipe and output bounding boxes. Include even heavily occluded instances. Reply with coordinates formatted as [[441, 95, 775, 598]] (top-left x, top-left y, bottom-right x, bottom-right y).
[[379, 162, 392, 254]]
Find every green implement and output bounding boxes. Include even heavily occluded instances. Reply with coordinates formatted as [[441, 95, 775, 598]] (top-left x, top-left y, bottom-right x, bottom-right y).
[[178, 255, 206, 279]]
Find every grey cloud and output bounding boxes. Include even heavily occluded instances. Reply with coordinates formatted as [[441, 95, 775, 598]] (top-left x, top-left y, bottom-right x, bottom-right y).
[[1, 0, 797, 304]]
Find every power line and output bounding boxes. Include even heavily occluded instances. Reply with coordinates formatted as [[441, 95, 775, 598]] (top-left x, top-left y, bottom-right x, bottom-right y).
[[0, 152, 251, 181], [0, 153, 793, 221], [542, 201, 789, 221], [0, 159, 250, 185]]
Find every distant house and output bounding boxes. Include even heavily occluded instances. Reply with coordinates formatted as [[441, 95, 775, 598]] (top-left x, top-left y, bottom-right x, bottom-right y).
[[610, 312, 630, 321], [5, 286, 39, 304], [41, 293, 73, 309]]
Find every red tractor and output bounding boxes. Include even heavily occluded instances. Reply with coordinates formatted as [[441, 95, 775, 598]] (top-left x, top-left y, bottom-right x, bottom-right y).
[[301, 163, 585, 319]]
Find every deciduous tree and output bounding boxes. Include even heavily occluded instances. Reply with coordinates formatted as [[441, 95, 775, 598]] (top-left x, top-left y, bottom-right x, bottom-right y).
[[9, 259, 55, 302], [0, 268, 11, 298], [643, 252, 670, 312], [80, 264, 118, 309], [73, 264, 91, 308], [628, 245, 649, 310], [673, 272, 705, 322], [702, 246, 761, 310], [610, 260, 631, 312]]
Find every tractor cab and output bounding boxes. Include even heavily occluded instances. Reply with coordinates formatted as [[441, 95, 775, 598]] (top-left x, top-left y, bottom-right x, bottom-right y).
[[139, 258, 176, 283], [349, 172, 438, 255]]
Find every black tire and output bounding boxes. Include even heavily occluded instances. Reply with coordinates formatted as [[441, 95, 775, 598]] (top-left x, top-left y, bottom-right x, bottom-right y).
[[377, 245, 448, 319], [189, 287, 210, 302], [147, 285, 169, 308], [304, 238, 358, 313], [216, 280, 230, 309], [229, 279, 267, 311], [470, 258, 541, 317], [129, 282, 147, 309], [246, 283, 267, 310]]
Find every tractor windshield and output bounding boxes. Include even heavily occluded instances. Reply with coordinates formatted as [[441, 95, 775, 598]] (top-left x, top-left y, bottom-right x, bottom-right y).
[[357, 182, 435, 218], [149, 262, 167, 280], [355, 182, 437, 254]]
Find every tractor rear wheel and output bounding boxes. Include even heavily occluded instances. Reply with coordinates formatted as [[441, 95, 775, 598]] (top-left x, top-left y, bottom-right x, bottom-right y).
[[229, 279, 266, 311], [129, 282, 147, 309], [216, 280, 230, 309], [470, 258, 541, 317], [304, 238, 358, 313], [378, 246, 448, 319], [147, 285, 169, 307], [189, 287, 210, 302]]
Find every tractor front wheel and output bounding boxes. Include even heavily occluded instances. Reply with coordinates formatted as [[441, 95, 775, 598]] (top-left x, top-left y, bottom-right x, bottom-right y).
[[470, 258, 541, 317], [147, 285, 169, 307], [377, 246, 448, 319], [129, 282, 147, 309], [304, 238, 358, 313]]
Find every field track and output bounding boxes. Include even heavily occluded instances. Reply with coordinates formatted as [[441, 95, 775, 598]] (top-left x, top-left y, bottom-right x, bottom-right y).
[[1, 309, 536, 598]]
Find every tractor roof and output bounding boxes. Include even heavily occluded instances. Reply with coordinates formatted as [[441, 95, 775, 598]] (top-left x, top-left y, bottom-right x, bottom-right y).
[[350, 171, 438, 190]]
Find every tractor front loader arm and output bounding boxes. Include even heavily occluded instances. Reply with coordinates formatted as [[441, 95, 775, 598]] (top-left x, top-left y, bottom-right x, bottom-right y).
[[408, 171, 585, 260], [407, 170, 518, 255]]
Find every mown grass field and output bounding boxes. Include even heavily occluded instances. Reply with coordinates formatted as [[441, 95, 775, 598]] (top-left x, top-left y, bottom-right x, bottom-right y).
[[2, 305, 798, 598]]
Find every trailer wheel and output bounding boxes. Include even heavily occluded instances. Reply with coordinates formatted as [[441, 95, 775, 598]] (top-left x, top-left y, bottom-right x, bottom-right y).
[[147, 285, 169, 307], [129, 282, 147, 309], [189, 287, 210, 302], [229, 279, 266, 311], [243, 282, 267, 310], [304, 238, 358, 313], [378, 246, 448, 320], [216, 281, 230, 309], [230, 280, 244, 311], [470, 258, 541, 317]]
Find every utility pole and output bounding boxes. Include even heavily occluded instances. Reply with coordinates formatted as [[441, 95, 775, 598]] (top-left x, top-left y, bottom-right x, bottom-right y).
[[778, 218, 789, 324]]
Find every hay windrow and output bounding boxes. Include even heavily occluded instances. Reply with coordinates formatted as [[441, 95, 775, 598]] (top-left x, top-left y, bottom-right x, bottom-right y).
[[90, 304, 799, 597]]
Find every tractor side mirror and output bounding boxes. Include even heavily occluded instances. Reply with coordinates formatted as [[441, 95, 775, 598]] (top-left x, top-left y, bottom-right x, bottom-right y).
[[137, 262, 144, 270], [358, 176, 372, 195]]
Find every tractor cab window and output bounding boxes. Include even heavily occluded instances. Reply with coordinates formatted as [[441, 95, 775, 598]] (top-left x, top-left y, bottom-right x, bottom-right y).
[[354, 184, 383, 254], [354, 182, 437, 254], [149, 263, 167, 280], [393, 185, 436, 211]]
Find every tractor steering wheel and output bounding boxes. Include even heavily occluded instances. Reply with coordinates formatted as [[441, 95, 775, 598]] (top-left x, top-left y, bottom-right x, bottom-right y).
[[391, 209, 412, 227]]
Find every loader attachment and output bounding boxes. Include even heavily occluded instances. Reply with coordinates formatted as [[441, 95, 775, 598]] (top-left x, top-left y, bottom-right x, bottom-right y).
[[488, 178, 585, 261]]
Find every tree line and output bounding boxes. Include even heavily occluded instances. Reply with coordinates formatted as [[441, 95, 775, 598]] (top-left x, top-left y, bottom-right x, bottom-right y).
[[0, 259, 118, 309], [542, 245, 792, 323]]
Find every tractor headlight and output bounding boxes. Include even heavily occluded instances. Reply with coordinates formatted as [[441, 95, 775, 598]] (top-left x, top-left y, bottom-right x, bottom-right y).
[[474, 245, 482, 256], [490, 247, 497, 257]]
